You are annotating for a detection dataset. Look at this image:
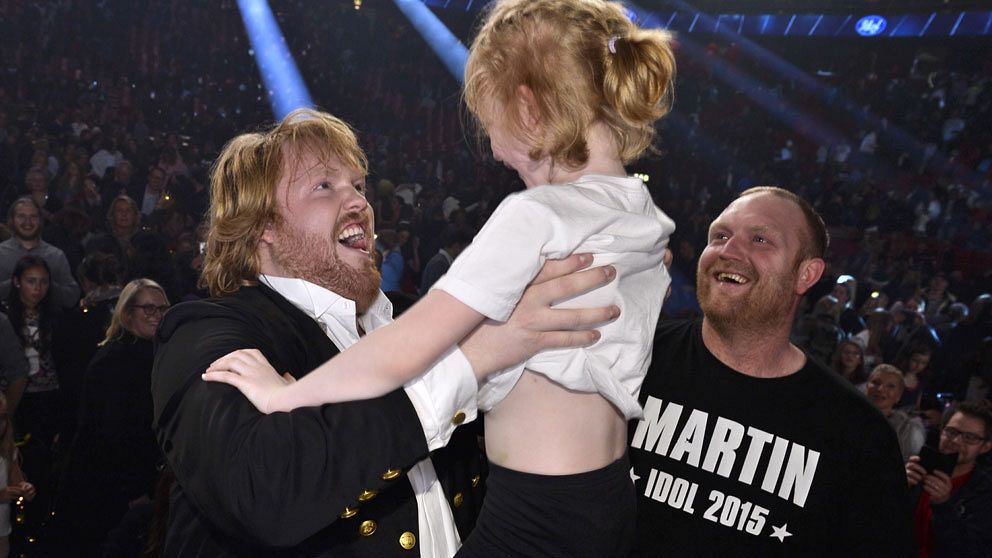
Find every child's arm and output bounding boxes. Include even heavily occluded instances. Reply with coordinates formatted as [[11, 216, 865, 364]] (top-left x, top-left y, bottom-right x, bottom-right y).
[[203, 290, 485, 414]]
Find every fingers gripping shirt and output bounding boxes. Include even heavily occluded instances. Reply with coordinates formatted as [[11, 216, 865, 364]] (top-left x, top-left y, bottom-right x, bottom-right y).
[[431, 175, 675, 418]]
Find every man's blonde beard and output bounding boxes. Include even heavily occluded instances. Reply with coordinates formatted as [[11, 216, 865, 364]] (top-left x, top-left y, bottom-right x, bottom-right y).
[[273, 225, 382, 314]]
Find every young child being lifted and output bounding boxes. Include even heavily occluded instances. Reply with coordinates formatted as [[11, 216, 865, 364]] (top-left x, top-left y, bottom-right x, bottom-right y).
[[205, 1, 676, 555]]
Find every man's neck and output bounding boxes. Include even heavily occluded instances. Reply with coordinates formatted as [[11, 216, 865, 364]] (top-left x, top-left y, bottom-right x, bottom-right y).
[[952, 461, 976, 479], [701, 318, 806, 378], [16, 236, 40, 250]]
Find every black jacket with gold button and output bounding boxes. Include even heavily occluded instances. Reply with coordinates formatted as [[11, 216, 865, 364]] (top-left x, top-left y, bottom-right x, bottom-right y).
[[152, 284, 485, 556]]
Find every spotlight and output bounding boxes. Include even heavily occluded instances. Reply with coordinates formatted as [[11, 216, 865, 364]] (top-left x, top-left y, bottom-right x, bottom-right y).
[[392, 0, 467, 81], [236, 0, 314, 118]]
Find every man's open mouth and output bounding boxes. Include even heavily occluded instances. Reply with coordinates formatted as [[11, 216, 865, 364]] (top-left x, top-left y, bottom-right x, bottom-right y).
[[337, 224, 369, 252], [715, 272, 750, 285]]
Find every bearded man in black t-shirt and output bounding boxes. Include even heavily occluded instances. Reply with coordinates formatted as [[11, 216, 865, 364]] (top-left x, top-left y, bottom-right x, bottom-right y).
[[630, 187, 911, 557]]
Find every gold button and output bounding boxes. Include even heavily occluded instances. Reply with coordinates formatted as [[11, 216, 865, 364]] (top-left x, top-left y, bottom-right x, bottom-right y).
[[471, 475, 481, 488], [452, 411, 466, 425], [359, 520, 377, 537], [453, 492, 464, 508], [399, 531, 417, 550], [382, 468, 402, 481], [340, 506, 358, 519], [358, 489, 377, 502]]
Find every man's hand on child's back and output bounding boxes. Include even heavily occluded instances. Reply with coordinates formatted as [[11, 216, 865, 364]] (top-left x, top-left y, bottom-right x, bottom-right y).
[[460, 253, 620, 383]]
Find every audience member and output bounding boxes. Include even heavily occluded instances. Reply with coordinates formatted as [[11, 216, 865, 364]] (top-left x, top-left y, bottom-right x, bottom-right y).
[[897, 345, 936, 411], [53, 279, 168, 557], [420, 227, 474, 293], [867, 364, 926, 462], [0, 198, 80, 309], [0, 392, 35, 558], [791, 293, 845, 366], [138, 167, 168, 217], [53, 253, 125, 439], [833, 275, 867, 335], [376, 229, 405, 293], [2, 255, 63, 535], [906, 400, 992, 557], [23, 169, 62, 226], [831, 337, 870, 386], [0, 314, 27, 418]]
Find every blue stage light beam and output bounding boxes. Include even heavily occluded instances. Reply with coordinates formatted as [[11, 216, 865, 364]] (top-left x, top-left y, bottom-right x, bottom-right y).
[[236, 0, 314, 119], [392, 0, 468, 82]]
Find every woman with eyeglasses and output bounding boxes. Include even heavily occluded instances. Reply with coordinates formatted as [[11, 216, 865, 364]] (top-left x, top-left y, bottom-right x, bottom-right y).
[[52, 278, 169, 557]]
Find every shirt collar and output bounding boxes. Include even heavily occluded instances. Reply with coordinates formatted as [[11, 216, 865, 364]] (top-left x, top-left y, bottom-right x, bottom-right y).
[[259, 274, 393, 333]]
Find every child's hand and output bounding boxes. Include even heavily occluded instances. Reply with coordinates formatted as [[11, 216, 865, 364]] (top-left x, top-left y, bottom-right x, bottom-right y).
[[202, 349, 296, 414]]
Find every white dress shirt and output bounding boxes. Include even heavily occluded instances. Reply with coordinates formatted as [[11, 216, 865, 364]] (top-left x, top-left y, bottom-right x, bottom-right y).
[[259, 275, 478, 558]]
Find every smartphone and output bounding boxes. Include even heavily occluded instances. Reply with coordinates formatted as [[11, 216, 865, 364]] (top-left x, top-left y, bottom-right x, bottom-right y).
[[199, 242, 206, 255], [919, 445, 957, 476]]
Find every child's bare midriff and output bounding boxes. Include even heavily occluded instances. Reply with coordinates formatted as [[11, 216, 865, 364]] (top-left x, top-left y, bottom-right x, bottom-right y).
[[483, 369, 627, 475]]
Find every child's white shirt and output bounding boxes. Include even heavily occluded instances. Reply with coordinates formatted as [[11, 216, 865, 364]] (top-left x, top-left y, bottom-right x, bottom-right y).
[[433, 175, 674, 419]]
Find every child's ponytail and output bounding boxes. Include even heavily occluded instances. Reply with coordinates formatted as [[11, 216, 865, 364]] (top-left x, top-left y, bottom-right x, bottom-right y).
[[601, 28, 676, 163]]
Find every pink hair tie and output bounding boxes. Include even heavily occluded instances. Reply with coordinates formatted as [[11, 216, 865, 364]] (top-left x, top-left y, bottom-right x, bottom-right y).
[[608, 35, 620, 54]]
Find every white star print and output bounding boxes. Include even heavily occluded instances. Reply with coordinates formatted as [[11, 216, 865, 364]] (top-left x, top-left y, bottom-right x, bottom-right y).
[[629, 467, 641, 484], [770, 523, 792, 543]]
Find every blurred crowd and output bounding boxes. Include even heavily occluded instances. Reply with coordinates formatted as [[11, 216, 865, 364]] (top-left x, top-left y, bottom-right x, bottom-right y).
[[0, 0, 990, 556]]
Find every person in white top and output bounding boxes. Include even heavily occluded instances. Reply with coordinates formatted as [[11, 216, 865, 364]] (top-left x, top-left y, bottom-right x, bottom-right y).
[[205, 1, 675, 556]]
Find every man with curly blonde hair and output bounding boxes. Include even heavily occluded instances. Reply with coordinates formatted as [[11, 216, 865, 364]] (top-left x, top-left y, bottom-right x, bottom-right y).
[[151, 108, 618, 557]]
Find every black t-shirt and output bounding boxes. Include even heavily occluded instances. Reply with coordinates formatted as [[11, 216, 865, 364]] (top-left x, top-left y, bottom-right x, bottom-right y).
[[630, 319, 912, 557]]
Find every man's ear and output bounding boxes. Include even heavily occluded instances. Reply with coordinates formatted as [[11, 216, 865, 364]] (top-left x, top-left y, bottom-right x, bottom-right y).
[[979, 440, 992, 457], [260, 220, 277, 246], [516, 84, 541, 132], [795, 258, 825, 296]]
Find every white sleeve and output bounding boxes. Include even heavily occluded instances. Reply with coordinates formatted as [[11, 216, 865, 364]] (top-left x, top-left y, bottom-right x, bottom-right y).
[[432, 194, 575, 322], [402, 346, 479, 450]]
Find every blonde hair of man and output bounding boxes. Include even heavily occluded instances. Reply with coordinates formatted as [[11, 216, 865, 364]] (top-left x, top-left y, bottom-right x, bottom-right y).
[[199, 108, 368, 297]]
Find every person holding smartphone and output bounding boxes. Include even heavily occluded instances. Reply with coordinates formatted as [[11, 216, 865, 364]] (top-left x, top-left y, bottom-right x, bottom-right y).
[[906, 399, 992, 557]]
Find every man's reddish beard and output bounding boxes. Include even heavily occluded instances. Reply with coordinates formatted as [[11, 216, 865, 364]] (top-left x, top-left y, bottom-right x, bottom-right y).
[[273, 214, 381, 314], [696, 257, 799, 337]]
